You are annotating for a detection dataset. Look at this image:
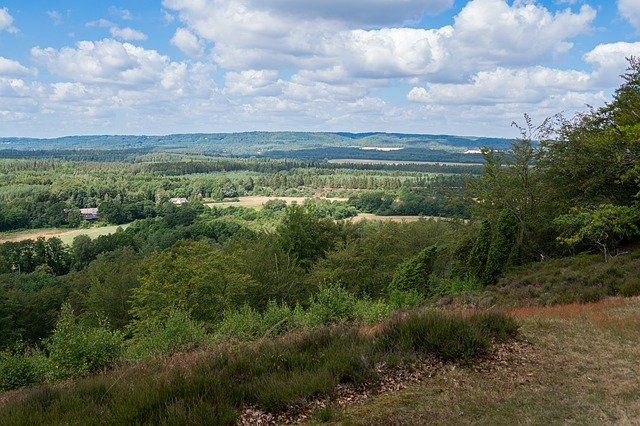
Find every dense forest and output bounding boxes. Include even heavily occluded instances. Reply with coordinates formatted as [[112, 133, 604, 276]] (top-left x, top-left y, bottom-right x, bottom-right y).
[[0, 59, 639, 422]]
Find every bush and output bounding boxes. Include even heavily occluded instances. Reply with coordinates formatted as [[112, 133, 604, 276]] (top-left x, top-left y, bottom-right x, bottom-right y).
[[388, 288, 425, 310], [377, 311, 491, 362], [307, 283, 357, 325], [126, 309, 208, 359], [46, 304, 123, 380], [620, 278, 640, 297], [0, 350, 47, 391], [430, 276, 481, 296], [354, 298, 392, 323]]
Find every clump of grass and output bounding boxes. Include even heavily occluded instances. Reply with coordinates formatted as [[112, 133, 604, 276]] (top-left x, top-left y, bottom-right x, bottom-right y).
[[0, 311, 518, 423]]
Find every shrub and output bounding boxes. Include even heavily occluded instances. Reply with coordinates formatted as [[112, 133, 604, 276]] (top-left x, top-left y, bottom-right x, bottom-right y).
[[307, 283, 357, 325], [468, 312, 520, 342], [125, 309, 208, 359], [620, 278, 640, 297], [354, 297, 391, 323], [388, 288, 425, 309], [0, 349, 47, 391], [430, 276, 481, 296], [46, 304, 123, 380], [376, 311, 492, 362], [389, 245, 438, 294]]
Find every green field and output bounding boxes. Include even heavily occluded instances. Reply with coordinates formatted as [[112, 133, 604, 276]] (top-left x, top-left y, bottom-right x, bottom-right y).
[[0, 224, 130, 245]]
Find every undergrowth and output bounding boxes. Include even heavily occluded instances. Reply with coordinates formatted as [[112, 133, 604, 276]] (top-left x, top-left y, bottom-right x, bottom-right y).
[[0, 310, 518, 424]]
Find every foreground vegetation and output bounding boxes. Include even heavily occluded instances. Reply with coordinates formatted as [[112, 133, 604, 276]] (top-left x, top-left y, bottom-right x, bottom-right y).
[[0, 309, 517, 424], [330, 297, 640, 425]]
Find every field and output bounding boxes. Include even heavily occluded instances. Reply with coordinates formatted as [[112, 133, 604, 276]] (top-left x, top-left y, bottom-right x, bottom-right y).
[[328, 159, 483, 166], [207, 196, 348, 208], [316, 297, 640, 424], [0, 224, 130, 245]]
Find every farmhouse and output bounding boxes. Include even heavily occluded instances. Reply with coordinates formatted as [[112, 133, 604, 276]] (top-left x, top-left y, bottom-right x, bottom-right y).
[[170, 197, 188, 205], [79, 207, 99, 221]]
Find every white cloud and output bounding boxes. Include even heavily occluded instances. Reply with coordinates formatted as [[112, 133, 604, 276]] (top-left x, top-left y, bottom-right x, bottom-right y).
[[225, 69, 282, 96], [32, 39, 173, 86], [584, 42, 640, 85], [408, 67, 591, 105], [87, 19, 147, 41], [0, 7, 18, 33], [110, 26, 148, 41], [619, 0, 640, 30], [47, 10, 63, 25], [450, 0, 596, 70], [86, 19, 114, 28], [0, 57, 32, 77], [171, 28, 205, 57], [164, 0, 595, 82], [109, 7, 133, 21]]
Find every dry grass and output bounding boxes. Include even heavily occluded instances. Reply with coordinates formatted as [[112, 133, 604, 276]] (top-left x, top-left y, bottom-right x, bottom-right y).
[[319, 297, 640, 425], [0, 224, 130, 244]]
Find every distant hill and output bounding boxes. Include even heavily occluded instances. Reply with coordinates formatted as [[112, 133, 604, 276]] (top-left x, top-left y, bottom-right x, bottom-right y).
[[0, 132, 512, 161]]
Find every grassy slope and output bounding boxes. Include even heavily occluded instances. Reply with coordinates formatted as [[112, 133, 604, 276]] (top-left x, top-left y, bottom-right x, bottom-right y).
[[322, 297, 640, 425]]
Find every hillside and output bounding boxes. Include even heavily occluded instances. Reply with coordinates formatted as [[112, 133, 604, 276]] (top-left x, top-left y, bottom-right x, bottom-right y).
[[0, 132, 510, 161]]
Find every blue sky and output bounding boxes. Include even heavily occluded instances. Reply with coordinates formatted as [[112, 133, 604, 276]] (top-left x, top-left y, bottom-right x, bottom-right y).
[[0, 0, 639, 138]]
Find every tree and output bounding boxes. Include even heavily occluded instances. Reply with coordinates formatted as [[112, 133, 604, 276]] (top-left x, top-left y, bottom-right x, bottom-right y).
[[129, 241, 257, 328], [555, 204, 640, 261]]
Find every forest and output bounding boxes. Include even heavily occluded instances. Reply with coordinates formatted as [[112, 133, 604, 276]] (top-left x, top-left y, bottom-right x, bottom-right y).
[[0, 59, 639, 423]]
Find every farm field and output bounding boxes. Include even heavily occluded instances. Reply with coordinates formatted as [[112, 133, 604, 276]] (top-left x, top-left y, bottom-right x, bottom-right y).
[[207, 195, 348, 208], [317, 297, 640, 425], [328, 158, 483, 166], [0, 224, 130, 245]]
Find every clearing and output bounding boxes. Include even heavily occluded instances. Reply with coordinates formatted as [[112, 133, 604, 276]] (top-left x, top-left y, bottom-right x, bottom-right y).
[[328, 159, 483, 166]]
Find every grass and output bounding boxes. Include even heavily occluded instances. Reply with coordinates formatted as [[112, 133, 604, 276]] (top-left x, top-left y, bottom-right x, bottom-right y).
[[0, 310, 517, 424], [323, 297, 640, 425], [436, 249, 640, 309], [0, 224, 130, 245]]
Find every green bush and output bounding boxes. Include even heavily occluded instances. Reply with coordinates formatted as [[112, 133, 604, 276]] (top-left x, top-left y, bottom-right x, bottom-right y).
[[430, 276, 481, 296], [376, 311, 490, 362], [388, 288, 425, 309], [0, 349, 47, 391], [389, 245, 438, 294], [620, 278, 640, 297], [46, 304, 123, 380], [307, 283, 358, 325], [126, 309, 208, 359], [354, 297, 391, 323]]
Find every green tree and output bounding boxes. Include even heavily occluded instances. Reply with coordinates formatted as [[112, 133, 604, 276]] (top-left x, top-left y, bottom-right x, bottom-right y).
[[130, 241, 257, 328], [555, 204, 640, 261]]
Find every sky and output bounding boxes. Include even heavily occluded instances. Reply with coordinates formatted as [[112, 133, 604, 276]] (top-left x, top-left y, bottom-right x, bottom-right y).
[[0, 0, 639, 138]]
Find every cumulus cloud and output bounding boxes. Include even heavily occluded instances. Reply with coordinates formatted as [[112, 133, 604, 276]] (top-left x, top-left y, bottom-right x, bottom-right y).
[[407, 67, 591, 105], [450, 0, 596, 69], [0, 7, 18, 33], [619, 0, 640, 30], [87, 19, 147, 41], [32, 39, 173, 86], [0, 57, 32, 77], [584, 41, 640, 85], [164, 0, 595, 82], [171, 28, 205, 57], [110, 26, 148, 41], [225, 69, 282, 96]]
